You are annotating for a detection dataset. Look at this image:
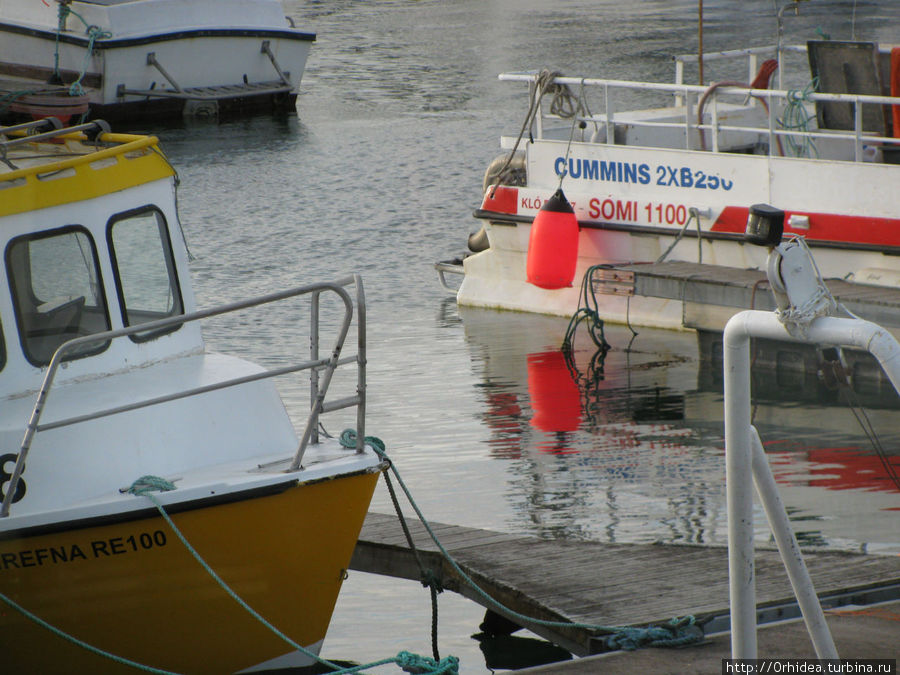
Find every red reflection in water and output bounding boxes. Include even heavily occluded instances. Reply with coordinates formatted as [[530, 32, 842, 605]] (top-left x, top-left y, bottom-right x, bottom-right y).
[[765, 439, 900, 494], [807, 447, 900, 493], [483, 391, 524, 459], [527, 350, 582, 434]]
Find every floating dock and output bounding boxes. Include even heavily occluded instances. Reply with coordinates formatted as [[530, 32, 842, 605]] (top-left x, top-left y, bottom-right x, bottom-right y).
[[598, 261, 900, 333], [350, 512, 900, 657], [516, 599, 900, 673]]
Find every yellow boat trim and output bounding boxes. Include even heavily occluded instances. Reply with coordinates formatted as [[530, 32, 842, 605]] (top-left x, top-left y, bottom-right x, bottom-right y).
[[0, 133, 175, 218], [0, 468, 381, 674]]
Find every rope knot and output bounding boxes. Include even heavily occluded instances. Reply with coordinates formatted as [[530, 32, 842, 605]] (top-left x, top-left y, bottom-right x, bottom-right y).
[[125, 475, 176, 496], [339, 428, 386, 454], [420, 569, 444, 594], [395, 650, 460, 675], [603, 615, 702, 651]]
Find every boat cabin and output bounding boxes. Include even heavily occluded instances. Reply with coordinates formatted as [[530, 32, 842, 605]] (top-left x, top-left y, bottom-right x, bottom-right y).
[[0, 119, 199, 396], [0, 119, 297, 517]]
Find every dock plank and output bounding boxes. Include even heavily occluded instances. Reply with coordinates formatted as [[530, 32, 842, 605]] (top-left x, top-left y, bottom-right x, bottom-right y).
[[350, 512, 900, 656]]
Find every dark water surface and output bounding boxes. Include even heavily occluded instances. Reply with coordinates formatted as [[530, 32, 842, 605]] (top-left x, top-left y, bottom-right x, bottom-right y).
[[144, 1, 900, 671]]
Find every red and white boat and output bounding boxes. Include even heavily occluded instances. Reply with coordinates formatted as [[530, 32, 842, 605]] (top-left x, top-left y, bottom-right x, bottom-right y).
[[445, 29, 900, 330]]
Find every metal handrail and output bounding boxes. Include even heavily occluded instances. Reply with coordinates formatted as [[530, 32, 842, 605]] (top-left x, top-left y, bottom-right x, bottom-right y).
[[0, 275, 367, 517], [500, 71, 900, 160], [724, 311, 900, 659]]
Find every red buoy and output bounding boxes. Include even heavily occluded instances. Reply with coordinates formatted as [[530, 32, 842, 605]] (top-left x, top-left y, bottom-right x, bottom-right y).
[[526, 188, 579, 289]]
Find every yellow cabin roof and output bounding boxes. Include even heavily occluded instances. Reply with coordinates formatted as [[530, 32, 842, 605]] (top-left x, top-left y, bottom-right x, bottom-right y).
[[0, 127, 175, 218]]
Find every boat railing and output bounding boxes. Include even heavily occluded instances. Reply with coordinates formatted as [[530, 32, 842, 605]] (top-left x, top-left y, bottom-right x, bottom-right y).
[[673, 44, 810, 96], [500, 68, 900, 163], [0, 275, 367, 518]]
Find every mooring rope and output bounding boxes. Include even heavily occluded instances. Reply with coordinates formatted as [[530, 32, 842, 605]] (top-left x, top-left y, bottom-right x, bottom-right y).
[[124, 475, 459, 674], [562, 264, 612, 353], [54, 2, 113, 96], [0, 591, 179, 674], [338, 430, 703, 652], [380, 463, 444, 662], [0, 470, 459, 675]]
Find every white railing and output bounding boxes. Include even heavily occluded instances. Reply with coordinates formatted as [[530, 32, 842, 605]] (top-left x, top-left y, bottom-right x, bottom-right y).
[[499, 59, 900, 162], [0, 275, 367, 517]]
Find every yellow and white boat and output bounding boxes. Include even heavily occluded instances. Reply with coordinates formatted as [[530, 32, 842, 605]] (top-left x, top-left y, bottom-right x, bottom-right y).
[[0, 118, 385, 673]]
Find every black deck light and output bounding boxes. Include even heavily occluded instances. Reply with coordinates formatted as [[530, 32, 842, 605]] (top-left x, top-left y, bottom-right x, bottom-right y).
[[745, 203, 785, 247]]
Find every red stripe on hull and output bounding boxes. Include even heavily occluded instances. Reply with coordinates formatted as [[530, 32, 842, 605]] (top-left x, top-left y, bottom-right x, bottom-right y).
[[481, 186, 519, 214], [712, 206, 900, 247]]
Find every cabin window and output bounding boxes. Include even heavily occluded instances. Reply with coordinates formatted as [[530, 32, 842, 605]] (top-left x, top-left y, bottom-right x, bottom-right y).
[[108, 207, 183, 341], [5, 227, 111, 366]]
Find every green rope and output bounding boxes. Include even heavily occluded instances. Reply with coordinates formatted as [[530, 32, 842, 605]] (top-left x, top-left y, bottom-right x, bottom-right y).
[[0, 591, 179, 674], [0, 469, 460, 674], [338, 430, 702, 652], [779, 79, 819, 159], [562, 264, 612, 353], [54, 3, 112, 95], [123, 475, 458, 675]]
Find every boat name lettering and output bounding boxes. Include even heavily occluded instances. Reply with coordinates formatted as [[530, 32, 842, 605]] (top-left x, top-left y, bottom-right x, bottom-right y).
[[554, 157, 733, 191], [587, 199, 693, 226], [0, 530, 168, 570], [589, 198, 639, 222]]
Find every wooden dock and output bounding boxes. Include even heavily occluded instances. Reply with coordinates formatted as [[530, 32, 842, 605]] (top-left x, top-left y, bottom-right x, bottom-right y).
[[350, 512, 900, 656], [603, 261, 900, 332]]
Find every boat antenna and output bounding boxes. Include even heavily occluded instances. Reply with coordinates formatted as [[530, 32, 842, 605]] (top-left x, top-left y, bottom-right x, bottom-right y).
[[698, 0, 704, 86], [557, 80, 588, 191]]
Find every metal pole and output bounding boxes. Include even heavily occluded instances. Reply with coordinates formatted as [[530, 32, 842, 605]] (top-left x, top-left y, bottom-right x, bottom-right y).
[[310, 290, 320, 445], [724, 309, 900, 659], [698, 0, 704, 86], [723, 315, 757, 658], [353, 275, 367, 452], [749, 427, 838, 658]]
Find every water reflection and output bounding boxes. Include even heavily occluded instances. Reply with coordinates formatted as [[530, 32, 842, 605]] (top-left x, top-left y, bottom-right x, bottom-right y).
[[458, 306, 900, 553]]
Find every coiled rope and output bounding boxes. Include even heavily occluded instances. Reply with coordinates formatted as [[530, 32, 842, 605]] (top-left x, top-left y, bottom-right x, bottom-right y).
[[338, 430, 703, 653], [487, 69, 593, 198], [779, 79, 819, 159]]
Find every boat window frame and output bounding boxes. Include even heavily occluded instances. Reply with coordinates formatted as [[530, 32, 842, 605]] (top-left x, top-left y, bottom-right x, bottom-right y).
[[106, 204, 185, 343], [5, 225, 112, 367]]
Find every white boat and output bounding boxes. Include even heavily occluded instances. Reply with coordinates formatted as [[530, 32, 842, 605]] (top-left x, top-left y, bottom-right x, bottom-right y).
[[445, 11, 900, 330], [0, 0, 314, 122], [0, 117, 384, 672]]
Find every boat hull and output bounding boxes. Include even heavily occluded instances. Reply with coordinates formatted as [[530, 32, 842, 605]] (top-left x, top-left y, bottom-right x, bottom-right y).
[[460, 140, 900, 326], [0, 468, 381, 674], [0, 21, 313, 120]]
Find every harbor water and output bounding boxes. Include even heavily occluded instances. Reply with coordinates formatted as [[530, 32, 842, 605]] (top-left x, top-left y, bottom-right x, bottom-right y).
[[142, 1, 900, 671]]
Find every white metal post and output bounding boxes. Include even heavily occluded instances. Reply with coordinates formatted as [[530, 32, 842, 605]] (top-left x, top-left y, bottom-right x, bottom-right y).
[[724, 309, 900, 659], [749, 426, 838, 658], [723, 315, 757, 658]]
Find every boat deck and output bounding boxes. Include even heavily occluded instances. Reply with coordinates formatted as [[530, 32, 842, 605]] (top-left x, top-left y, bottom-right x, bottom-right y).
[[350, 512, 900, 657]]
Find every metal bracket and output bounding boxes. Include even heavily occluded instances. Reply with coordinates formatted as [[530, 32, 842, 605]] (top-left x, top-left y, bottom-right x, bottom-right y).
[[146, 52, 183, 92], [261, 40, 291, 86]]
